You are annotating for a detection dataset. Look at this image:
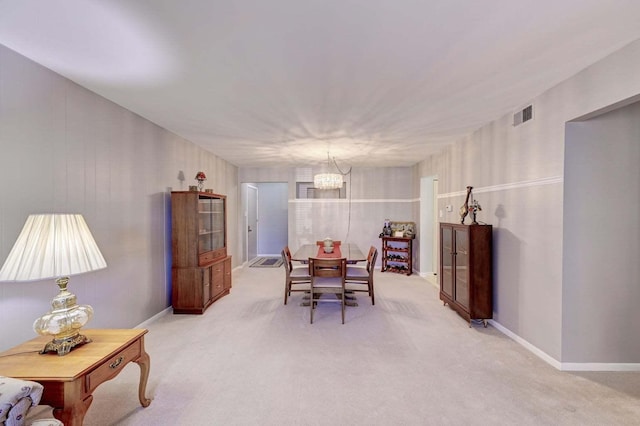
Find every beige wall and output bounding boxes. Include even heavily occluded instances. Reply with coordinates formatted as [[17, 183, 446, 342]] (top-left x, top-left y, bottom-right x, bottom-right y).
[[0, 45, 239, 350], [416, 39, 640, 365], [563, 99, 640, 364], [239, 166, 418, 267]]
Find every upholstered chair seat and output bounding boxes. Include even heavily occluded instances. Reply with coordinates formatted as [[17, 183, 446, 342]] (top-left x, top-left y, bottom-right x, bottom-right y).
[[0, 376, 63, 426]]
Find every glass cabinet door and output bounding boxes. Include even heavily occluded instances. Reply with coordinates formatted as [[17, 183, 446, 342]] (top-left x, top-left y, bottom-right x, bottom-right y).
[[441, 226, 454, 299], [454, 228, 469, 310], [211, 197, 225, 250], [198, 196, 214, 255], [197, 194, 226, 258]]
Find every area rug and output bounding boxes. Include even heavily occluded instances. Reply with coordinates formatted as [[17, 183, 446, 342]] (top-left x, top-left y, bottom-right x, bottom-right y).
[[249, 257, 283, 268]]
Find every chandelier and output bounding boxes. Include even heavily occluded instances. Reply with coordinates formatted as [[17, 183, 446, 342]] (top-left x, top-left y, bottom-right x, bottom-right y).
[[313, 152, 347, 190], [313, 172, 343, 190]]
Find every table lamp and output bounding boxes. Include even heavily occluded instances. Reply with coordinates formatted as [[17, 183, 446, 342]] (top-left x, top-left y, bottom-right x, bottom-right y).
[[0, 214, 107, 355]]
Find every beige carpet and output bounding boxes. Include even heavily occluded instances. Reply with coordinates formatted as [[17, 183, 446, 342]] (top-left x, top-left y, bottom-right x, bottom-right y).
[[29, 266, 640, 425]]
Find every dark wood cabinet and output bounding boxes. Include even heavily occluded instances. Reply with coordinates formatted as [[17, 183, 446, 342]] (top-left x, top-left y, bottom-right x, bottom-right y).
[[381, 236, 413, 275], [439, 223, 492, 326], [171, 191, 231, 314]]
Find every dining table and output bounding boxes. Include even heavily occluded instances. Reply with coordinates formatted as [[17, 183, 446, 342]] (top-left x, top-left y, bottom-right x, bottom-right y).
[[291, 243, 367, 264], [290, 243, 367, 307]]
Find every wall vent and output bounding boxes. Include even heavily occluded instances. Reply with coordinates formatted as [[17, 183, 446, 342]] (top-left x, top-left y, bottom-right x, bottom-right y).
[[513, 104, 533, 126]]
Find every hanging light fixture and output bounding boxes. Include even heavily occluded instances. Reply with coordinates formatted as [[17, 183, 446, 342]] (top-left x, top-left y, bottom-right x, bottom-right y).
[[313, 173, 343, 190], [313, 152, 344, 190]]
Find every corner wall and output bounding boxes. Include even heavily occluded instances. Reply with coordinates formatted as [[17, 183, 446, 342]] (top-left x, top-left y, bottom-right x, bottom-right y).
[[417, 38, 640, 364], [563, 99, 640, 365]]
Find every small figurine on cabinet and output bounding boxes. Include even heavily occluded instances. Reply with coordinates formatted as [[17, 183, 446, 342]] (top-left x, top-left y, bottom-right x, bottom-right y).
[[195, 171, 207, 191], [470, 199, 482, 225], [460, 186, 473, 224]]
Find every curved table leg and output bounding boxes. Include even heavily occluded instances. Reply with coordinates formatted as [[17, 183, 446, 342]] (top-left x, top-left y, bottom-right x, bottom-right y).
[[135, 349, 152, 407], [53, 394, 93, 426]]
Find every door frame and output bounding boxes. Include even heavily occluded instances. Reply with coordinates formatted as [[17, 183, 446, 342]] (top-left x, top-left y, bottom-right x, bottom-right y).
[[245, 184, 258, 262], [419, 176, 438, 279]]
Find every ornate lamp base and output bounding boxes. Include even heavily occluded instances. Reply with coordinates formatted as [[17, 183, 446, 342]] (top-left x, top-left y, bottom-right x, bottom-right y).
[[34, 276, 95, 356], [40, 333, 92, 356]]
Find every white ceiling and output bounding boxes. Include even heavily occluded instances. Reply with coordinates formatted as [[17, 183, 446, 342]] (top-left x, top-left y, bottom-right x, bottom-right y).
[[2, 1, 640, 168]]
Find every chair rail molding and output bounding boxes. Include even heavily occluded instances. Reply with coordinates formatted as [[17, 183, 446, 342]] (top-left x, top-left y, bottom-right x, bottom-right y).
[[437, 176, 563, 199]]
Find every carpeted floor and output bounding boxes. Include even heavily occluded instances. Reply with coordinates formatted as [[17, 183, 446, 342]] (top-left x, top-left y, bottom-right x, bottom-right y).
[[28, 266, 640, 425]]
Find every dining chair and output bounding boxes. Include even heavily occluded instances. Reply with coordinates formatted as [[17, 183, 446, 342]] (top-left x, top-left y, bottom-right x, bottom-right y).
[[282, 246, 311, 305], [309, 257, 347, 324], [345, 246, 378, 305]]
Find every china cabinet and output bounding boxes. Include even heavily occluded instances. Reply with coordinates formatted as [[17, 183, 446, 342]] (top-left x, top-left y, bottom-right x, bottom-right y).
[[439, 223, 492, 326], [171, 191, 231, 314]]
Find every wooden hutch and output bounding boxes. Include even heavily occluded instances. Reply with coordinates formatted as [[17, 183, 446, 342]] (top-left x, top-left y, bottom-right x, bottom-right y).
[[171, 191, 231, 314], [439, 222, 492, 326]]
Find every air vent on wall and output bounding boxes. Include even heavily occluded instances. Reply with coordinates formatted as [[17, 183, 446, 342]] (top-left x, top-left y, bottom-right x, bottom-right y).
[[513, 104, 533, 126]]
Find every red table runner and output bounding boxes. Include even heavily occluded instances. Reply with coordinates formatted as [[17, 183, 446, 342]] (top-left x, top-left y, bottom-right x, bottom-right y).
[[316, 243, 343, 258]]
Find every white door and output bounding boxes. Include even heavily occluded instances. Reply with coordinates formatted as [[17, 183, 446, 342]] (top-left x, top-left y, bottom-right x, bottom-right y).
[[420, 176, 438, 276], [247, 185, 258, 261]]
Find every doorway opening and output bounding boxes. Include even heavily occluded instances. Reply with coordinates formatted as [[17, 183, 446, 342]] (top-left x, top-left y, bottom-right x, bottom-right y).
[[241, 182, 288, 264], [420, 176, 438, 283]]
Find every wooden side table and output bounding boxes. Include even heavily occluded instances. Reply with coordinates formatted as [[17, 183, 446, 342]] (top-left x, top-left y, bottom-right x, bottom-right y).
[[0, 329, 151, 426]]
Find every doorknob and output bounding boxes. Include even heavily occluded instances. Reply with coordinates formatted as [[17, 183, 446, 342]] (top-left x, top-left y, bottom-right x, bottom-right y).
[[248, 226, 253, 232]]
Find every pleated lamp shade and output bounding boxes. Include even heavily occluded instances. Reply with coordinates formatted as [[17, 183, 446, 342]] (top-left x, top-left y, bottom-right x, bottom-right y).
[[0, 214, 106, 281], [0, 214, 107, 355]]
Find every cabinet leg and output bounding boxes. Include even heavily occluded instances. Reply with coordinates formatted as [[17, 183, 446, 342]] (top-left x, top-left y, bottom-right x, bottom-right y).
[[468, 319, 489, 328]]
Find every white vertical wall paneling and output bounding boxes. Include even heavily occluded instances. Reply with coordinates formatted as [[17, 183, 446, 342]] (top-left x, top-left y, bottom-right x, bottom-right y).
[[0, 45, 239, 350]]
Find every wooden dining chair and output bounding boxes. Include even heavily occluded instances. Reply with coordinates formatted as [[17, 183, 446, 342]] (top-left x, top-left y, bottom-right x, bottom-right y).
[[309, 257, 347, 324], [282, 246, 311, 305], [345, 246, 378, 305]]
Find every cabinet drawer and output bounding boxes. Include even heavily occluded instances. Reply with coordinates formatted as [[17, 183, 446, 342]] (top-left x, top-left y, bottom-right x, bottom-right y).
[[86, 339, 141, 394], [199, 251, 215, 265], [211, 263, 225, 297], [199, 248, 227, 266], [211, 248, 226, 261]]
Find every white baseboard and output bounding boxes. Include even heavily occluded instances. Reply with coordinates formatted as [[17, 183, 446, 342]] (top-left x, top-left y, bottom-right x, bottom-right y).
[[135, 306, 172, 329], [560, 362, 640, 372], [489, 320, 562, 370], [490, 319, 640, 371]]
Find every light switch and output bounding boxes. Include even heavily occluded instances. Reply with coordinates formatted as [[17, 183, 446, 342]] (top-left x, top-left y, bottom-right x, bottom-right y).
[[446, 205, 453, 212]]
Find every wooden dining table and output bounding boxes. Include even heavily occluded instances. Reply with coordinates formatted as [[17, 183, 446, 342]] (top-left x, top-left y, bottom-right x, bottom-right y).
[[290, 243, 366, 307], [291, 243, 367, 264]]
